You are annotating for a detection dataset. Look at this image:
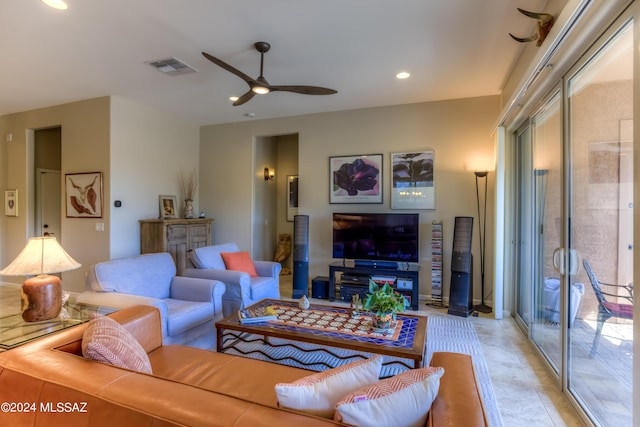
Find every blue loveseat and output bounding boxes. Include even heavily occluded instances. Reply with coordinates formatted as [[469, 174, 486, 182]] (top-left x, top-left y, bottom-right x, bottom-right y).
[[76, 252, 225, 348]]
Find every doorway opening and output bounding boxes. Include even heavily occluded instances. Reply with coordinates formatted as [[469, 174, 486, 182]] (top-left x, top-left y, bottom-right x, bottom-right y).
[[34, 127, 62, 239], [252, 133, 298, 296]]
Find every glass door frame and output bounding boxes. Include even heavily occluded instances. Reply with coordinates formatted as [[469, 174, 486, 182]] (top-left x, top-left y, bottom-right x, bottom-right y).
[[512, 86, 567, 391], [562, 15, 634, 424], [510, 7, 635, 424], [513, 123, 533, 335]]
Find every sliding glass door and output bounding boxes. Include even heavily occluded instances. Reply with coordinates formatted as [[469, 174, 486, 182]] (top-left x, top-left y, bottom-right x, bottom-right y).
[[530, 92, 563, 375], [515, 90, 563, 378], [514, 16, 634, 426], [566, 21, 633, 425], [515, 126, 533, 330]]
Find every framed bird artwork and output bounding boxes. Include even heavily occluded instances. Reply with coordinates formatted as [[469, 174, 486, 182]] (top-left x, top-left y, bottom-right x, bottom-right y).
[[65, 172, 103, 218]]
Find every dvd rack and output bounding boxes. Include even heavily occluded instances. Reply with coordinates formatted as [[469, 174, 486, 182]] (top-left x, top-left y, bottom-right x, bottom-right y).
[[426, 220, 446, 307]]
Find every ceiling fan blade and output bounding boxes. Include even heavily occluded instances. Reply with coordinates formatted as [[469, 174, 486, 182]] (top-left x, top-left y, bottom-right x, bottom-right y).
[[232, 90, 256, 106], [270, 85, 338, 95], [202, 51, 255, 84]]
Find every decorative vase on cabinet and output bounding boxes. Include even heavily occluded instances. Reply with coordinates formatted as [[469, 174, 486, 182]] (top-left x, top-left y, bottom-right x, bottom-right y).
[[183, 200, 194, 219]]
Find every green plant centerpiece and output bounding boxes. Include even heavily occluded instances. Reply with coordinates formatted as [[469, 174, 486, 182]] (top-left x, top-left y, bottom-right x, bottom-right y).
[[363, 279, 407, 331]]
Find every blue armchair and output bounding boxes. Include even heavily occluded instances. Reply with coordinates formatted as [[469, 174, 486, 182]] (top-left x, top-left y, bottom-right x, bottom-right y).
[[76, 252, 225, 348], [183, 243, 281, 317]]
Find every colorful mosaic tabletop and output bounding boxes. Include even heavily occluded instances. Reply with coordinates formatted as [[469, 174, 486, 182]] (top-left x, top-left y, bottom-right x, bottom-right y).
[[252, 301, 420, 349]]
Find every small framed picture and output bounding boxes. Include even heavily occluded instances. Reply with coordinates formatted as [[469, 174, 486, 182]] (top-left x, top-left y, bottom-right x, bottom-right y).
[[287, 175, 299, 221], [5, 189, 17, 216], [329, 154, 382, 204], [159, 195, 178, 219], [65, 172, 103, 218]]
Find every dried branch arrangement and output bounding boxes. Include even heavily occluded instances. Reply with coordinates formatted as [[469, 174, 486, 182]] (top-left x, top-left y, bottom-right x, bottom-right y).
[[180, 170, 198, 201]]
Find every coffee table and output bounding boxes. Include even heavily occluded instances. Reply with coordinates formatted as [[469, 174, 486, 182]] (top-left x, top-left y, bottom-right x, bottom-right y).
[[0, 297, 115, 350], [215, 299, 427, 370]]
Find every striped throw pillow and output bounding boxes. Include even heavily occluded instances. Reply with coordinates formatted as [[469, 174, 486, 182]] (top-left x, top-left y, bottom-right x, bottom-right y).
[[334, 366, 444, 427], [82, 314, 152, 374], [275, 356, 382, 418]]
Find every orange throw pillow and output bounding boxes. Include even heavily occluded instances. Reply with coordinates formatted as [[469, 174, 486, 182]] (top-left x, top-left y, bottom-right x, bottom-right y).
[[220, 251, 258, 277]]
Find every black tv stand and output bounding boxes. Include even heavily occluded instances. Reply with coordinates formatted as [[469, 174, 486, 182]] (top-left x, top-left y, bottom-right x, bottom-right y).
[[328, 261, 420, 310]]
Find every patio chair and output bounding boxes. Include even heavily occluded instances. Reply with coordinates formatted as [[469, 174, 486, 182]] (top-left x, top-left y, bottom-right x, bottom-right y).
[[582, 259, 633, 357]]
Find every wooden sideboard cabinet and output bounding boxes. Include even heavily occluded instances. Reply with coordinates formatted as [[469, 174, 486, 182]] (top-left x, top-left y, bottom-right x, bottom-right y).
[[139, 218, 213, 275]]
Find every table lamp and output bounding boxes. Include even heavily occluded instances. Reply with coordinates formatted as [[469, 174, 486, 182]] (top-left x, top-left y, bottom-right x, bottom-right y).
[[0, 236, 81, 322]]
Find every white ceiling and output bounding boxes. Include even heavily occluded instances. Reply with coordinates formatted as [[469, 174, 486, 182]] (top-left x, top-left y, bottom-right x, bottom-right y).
[[2, 0, 548, 126]]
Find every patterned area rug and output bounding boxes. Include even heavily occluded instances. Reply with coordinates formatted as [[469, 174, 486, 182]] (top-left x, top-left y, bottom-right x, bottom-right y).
[[222, 313, 503, 427]]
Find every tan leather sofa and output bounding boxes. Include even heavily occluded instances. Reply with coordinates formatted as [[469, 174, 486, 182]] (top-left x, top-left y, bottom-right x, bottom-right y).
[[0, 305, 488, 426]]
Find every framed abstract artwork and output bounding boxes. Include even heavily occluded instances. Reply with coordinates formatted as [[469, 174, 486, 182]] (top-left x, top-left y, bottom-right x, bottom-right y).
[[329, 154, 382, 204], [65, 172, 103, 218], [391, 150, 435, 209]]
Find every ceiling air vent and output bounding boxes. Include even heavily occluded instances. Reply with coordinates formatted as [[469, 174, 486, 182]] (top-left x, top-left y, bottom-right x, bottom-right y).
[[147, 57, 197, 76]]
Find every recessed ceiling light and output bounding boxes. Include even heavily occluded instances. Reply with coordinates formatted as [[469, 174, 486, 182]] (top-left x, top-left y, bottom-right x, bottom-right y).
[[42, 0, 68, 10], [396, 72, 410, 79], [229, 96, 239, 102]]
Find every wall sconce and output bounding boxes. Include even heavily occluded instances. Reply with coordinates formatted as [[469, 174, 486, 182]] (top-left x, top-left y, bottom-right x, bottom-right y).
[[264, 167, 275, 181]]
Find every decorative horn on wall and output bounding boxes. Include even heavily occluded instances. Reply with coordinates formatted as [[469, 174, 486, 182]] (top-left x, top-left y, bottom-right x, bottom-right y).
[[509, 8, 554, 47]]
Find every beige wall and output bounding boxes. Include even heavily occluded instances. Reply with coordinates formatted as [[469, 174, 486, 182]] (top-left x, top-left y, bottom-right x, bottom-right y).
[[200, 96, 500, 301], [276, 134, 298, 272], [35, 127, 61, 170], [109, 97, 200, 259], [0, 94, 498, 301], [0, 96, 200, 292], [0, 97, 111, 292], [252, 136, 278, 260], [499, 0, 570, 113]]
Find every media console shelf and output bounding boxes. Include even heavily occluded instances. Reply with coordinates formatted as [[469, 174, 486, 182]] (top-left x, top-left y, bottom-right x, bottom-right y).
[[328, 261, 420, 310]]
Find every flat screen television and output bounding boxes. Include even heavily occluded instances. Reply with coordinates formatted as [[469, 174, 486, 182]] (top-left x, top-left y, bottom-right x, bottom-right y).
[[332, 213, 419, 263]]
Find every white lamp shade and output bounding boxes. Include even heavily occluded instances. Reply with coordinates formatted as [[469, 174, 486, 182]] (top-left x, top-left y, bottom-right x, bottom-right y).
[[0, 237, 81, 276]]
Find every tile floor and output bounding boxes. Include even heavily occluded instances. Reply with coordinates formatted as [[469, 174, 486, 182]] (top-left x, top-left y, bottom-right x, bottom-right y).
[[0, 280, 585, 426], [279, 275, 585, 426]]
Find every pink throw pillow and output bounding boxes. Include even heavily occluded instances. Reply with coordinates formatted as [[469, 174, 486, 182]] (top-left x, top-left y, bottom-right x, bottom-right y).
[[334, 366, 444, 427], [82, 315, 152, 374]]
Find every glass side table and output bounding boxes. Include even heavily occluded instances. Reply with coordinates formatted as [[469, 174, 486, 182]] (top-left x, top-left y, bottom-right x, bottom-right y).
[[0, 297, 116, 350]]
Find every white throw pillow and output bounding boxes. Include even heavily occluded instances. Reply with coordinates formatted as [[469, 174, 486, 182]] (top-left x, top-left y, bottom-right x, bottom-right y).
[[334, 366, 444, 427], [275, 356, 382, 418]]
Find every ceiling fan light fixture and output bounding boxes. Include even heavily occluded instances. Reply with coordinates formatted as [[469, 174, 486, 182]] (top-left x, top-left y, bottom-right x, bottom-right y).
[[42, 0, 68, 9], [252, 86, 270, 95], [396, 71, 410, 79], [202, 41, 337, 106], [229, 96, 239, 102]]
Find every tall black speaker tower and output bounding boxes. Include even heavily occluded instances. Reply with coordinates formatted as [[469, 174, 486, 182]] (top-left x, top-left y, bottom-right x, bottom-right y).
[[448, 216, 473, 317], [292, 215, 309, 298]]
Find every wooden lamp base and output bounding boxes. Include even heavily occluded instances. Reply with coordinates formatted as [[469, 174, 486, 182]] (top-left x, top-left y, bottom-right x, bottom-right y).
[[21, 275, 62, 322]]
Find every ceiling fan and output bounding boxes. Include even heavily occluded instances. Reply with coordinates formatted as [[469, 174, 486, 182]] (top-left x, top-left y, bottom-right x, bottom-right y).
[[202, 42, 338, 106]]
